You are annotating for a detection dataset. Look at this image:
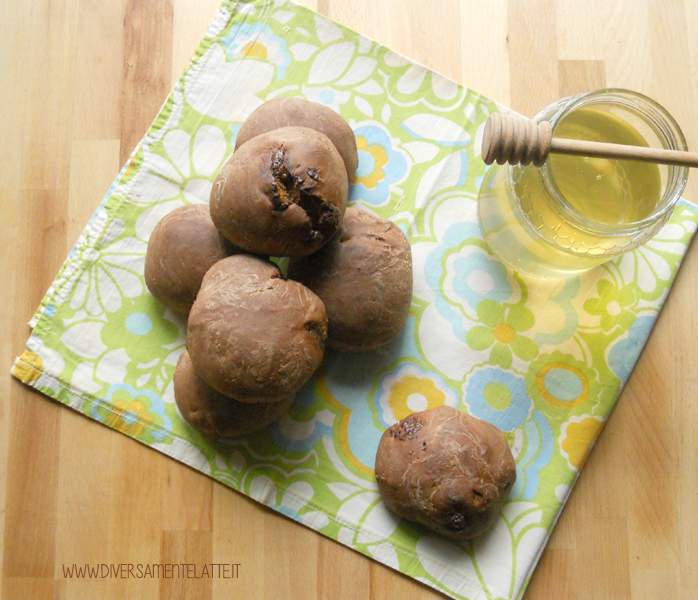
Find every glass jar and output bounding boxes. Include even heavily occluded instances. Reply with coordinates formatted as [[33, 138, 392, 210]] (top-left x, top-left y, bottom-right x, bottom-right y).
[[477, 89, 689, 279]]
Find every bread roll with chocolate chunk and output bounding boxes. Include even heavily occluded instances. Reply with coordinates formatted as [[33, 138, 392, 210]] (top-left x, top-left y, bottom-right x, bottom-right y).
[[375, 406, 516, 541], [288, 207, 412, 351], [174, 349, 293, 439], [187, 254, 328, 402], [144, 204, 241, 314], [235, 96, 358, 181], [210, 127, 348, 257]]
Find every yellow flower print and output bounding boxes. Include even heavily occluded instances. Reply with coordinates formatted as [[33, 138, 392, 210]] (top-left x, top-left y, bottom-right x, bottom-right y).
[[12, 339, 65, 394], [377, 363, 459, 426], [92, 383, 171, 442], [122, 152, 139, 182], [526, 351, 601, 414], [221, 23, 292, 80], [241, 40, 268, 59], [387, 375, 447, 422], [355, 136, 389, 190], [106, 397, 154, 438], [13, 349, 43, 383], [560, 416, 604, 470], [535, 363, 589, 409]]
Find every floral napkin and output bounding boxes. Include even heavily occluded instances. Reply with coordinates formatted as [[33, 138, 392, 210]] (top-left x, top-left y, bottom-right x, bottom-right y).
[[12, 1, 698, 599]]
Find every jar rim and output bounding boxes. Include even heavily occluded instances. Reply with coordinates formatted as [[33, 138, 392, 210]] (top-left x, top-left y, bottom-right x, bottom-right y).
[[538, 88, 688, 235]]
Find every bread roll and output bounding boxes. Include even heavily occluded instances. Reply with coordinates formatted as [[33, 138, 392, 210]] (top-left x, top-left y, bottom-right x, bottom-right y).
[[288, 207, 412, 351], [144, 204, 240, 314], [375, 406, 517, 541], [235, 96, 358, 181], [211, 127, 348, 257], [174, 349, 293, 439], [187, 254, 328, 402]]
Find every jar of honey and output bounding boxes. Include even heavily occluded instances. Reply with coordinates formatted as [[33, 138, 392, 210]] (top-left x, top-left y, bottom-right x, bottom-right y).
[[477, 89, 689, 279]]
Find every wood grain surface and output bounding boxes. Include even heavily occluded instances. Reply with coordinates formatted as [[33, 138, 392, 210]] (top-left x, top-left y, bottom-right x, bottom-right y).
[[2, 1, 697, 599]]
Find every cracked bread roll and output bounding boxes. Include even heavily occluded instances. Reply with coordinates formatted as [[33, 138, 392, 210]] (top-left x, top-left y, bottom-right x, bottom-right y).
[[235, 96, 358, 181], [174, 349, 293, 439], [144, 204, 240, 314], [210, 126, 348, 257], [375, 406, 516, 541], [288, 207, 412, 351], [187, 254, 328, 402]]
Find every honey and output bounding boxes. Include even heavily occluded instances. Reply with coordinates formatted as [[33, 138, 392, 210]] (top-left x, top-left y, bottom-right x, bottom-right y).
[[546, 107, 661, 225], [477, 90, 688, 279]]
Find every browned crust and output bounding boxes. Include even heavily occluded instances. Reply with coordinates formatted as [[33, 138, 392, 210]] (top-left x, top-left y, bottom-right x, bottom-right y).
[[187, 254, 328, 402], [144, 204, 241, 314], [288, 207, 413, 351], [375, 406, 517, 541], [174, 349, 294, 439], [210, 126, 348, 257], [235, 96, 358, 181]]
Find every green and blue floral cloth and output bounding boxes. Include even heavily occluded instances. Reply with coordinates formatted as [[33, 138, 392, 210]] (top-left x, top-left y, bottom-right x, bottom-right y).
[[12, 1, 698, 598]]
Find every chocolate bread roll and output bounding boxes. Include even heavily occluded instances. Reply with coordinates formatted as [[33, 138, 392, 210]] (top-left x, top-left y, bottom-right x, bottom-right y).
[[174, 349, 294, 439], [375, 406, 517, 541], [235, 96, 358, 181], [288, 207, 412, 351], [187, 254, 328, 402], [210, 127, 348, 257], [144, 204, 240, 314]]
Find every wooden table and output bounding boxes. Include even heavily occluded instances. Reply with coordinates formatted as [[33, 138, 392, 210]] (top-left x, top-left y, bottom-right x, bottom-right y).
[[2, 1, 697, 598]]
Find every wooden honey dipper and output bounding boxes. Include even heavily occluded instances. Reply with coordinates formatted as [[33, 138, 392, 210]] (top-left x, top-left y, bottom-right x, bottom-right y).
[[481, 112, 698, 168]]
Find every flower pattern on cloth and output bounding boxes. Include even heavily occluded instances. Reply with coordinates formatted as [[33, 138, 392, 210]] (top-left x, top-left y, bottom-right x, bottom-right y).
[[583, 279, 636, 332], [559, 416, 605, 471], [91, 383, 172, 442], [350, 123, 410, 207], [375, 362, 459, 427], [10, 2, 698, 600], [466, 300, 539, 369], [463, 367, 533, 431], [221, 22, 292, 79]]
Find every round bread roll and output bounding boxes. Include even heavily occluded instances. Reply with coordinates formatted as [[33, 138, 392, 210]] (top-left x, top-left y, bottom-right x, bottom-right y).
[[375, 406, 517, 541], [210, 126, 348, 257], [187, 254, 328, 402], [144, 204, 240, 314], [288, 207, 412, 351], [174, 349, 293, 439], [235, 97, 358, 181]]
